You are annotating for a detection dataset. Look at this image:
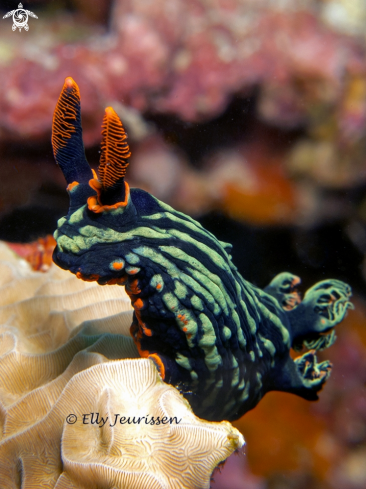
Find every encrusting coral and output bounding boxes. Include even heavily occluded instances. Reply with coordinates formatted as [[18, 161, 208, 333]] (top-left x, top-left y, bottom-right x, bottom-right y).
[[2, 1, 366, 143], [0, 243, 244, 488], [52, 77, 353, 423], [6, 235, 57, 272]]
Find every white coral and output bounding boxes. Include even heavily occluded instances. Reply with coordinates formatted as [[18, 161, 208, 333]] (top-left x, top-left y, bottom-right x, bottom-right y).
[[0, 242, 244, 488]]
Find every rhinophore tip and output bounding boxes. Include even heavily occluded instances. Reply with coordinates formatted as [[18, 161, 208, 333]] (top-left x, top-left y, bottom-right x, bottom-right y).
[[64, 76, 74, 88], [52, 77, 92, 184], [99, 107, 131, 188], [96, 106, 131, 205]]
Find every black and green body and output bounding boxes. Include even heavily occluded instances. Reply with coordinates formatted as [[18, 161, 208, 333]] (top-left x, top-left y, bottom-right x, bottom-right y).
[[52, 78, 353, 421]]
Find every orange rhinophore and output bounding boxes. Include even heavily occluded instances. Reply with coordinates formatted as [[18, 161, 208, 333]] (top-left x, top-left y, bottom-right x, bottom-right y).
[[52, 77, 80, 156], [99, 107, 131, 189], [51, 77, 92, 184]]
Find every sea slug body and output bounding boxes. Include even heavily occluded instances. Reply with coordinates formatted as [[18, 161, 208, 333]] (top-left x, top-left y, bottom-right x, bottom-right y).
[[52, 77, 353, 421]]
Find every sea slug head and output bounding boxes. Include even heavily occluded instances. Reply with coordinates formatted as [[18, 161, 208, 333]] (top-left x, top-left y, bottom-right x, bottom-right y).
[[52, 77, 136, 285]]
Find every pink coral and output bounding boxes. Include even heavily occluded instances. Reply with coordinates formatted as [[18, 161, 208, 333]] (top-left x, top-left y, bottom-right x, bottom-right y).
[[1, 1, 365, 146]]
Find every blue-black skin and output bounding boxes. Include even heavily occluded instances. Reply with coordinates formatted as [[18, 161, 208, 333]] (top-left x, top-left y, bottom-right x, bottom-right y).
[[52, 81, 353, 422]]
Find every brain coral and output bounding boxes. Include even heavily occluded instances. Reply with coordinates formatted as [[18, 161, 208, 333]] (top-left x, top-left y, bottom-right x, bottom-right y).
[[0, 242, 244, 488]]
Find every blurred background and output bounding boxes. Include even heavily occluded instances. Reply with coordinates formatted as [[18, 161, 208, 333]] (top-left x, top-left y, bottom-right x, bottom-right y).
[[0, 1, 365, 488]]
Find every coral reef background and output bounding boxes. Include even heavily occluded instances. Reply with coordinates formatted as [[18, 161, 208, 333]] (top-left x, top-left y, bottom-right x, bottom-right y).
[[0, 0, 365, 488]]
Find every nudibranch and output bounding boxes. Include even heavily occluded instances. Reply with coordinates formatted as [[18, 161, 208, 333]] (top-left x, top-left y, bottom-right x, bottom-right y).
[[52, 77, 353, 422]]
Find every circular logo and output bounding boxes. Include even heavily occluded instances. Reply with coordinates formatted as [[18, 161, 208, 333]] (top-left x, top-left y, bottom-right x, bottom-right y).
[[66, 414, 77, 424], [12, 9, 28, 31]]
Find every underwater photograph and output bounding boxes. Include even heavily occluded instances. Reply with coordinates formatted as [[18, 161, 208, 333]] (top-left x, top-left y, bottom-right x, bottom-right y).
[[0, 1, 365, 488]]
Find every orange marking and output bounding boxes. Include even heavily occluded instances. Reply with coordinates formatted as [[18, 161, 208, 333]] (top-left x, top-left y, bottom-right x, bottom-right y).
[[128, 279, 141, 295], [76, 272, 100, 282], [130, 321, 151, 359], [106, 276, 128, 285], [99, 107, 131, 189], [142, 325, 153, 337], [66, 181, 79, 191], [136, 342, 150, 358], [177, 314, 189, 325], [126, 288, 154, 346], [135, 308, 153, 336], [134, 298, 144, 310], [133, 308, 145, 329], [182, 327, 187, 332], [127, 268, 139, 275], [148, 354, 166, 380], [112, 261, 124, 270], [87, 180, 130, 213], [156, 283, 162, 290], [52, 77, 80, 156]]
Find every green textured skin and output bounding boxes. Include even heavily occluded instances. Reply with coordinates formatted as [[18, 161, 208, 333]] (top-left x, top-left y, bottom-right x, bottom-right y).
[[54, 186, 353, 421]]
